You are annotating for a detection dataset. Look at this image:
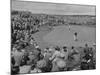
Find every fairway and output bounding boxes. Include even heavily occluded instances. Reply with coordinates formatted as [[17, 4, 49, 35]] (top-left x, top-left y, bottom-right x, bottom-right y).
[[43, 25, 96, 47], [32, 25, 96, 50]]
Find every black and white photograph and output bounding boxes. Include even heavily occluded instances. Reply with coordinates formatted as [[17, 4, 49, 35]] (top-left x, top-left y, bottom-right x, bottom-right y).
[[11, 0, 96, 74]]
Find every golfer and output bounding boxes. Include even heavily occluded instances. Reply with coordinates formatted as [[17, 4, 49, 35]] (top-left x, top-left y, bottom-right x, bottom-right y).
[[74, 32, 78, 41]]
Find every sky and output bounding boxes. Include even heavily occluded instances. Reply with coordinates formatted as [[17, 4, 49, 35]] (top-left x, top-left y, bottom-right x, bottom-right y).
[[11, 0, 96, 15]]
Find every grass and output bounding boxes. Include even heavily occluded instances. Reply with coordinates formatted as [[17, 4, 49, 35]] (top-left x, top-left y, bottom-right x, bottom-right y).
[[32, 25, 96, 50]]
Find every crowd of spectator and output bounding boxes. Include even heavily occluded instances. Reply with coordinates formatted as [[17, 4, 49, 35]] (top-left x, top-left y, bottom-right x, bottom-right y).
[[11, 41, 96, 74], [11, 10, 96, 74]]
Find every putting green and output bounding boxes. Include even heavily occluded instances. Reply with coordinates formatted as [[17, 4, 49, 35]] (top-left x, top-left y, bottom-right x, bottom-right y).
[[43, 25, 96, 47]]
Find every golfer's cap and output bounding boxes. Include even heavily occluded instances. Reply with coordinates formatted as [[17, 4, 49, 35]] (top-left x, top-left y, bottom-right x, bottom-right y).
[[71, 46, 74, 49]]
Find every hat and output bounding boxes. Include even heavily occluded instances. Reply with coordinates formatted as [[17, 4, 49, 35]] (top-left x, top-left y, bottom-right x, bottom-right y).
[[35, 45, 39, 48], [63, 46, 67, 49], [71, 46, 74, 49], [55, 46, 60, 51]]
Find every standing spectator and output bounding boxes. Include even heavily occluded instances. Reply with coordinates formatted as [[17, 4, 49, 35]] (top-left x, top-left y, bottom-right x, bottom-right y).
[[12, 48, 25, 66], [61, 46, 69, 60]]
